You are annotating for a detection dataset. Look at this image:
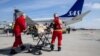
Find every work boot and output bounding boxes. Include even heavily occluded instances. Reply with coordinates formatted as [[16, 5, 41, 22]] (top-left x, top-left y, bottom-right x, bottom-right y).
[[58, 47, 61, 51], [10, 49, 17, 55], [20, 45, 26, 50], [50, 44, 54, 51]]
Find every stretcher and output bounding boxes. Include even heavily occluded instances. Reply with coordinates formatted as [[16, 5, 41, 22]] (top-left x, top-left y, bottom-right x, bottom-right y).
[[27, 25, 51, 55]]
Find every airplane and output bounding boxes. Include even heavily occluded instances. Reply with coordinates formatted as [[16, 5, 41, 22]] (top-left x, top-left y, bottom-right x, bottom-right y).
[[14, 0, 90, 33], [24, 0, 90, 25]]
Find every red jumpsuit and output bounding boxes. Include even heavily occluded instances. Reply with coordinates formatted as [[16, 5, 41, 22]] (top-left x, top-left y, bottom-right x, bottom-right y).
[[13, 15, 26, 48], [51, 16, 62, 47]]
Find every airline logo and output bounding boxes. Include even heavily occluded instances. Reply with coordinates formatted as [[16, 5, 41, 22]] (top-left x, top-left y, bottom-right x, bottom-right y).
[[60, 0, 84, 17], [68, 10, 81, 16]]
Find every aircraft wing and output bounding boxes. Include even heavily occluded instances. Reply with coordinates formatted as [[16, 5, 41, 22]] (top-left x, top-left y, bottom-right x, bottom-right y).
[[34, 19, 53, 24], [25, 16, 38, 26], [63, 10, 91, 25]]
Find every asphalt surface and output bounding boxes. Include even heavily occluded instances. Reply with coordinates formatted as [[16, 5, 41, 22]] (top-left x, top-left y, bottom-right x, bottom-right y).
[[0, 30, 100, 56]]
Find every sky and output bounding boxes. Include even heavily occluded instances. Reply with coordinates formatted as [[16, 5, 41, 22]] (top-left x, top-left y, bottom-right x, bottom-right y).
[[0, 0, 100, 29]]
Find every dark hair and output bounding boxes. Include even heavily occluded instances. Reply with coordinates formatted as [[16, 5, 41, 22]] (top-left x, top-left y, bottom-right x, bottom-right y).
[[14, 9, 20, 13]]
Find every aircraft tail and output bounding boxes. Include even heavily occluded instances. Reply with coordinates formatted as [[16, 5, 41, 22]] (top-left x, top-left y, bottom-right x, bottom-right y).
[[60, 0, 84, 17]]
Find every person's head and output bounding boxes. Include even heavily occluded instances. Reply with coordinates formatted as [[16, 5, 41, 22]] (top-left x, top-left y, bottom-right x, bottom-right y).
[[14, 9, 25, 18], [14, 9, 24, 15], [14, 9, 20, 13], [14, 9, 26, 22], [54, 13, 59, 17]]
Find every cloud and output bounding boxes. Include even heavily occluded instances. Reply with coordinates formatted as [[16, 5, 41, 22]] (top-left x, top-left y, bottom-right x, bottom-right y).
[[87, 18, 100, 29], [84, 3, 100, 10], [17, 0, 67, 10], [71, 18, 100, 29], [1, 0, 68, 12], [0, 0, 10, 4], [92, 3, 100, 9], [0, 0, 69, 21]]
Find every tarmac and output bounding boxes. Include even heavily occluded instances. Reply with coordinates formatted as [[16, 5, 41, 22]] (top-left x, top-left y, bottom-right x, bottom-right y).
[[0, 30, 100, 56]]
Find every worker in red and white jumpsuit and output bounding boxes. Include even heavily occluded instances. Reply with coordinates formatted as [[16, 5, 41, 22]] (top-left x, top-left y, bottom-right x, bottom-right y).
[[10, 9, 26, 54], [50, 13, 63, 51]]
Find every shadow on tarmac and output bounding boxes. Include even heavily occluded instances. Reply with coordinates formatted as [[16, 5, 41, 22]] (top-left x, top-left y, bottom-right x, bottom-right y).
[[0, 44, 51, 55]]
